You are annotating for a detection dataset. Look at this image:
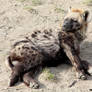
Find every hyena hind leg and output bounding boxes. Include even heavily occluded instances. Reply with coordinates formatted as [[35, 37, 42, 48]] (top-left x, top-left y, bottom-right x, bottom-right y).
[[23, 71, 39, 89], [23, 66, 42, 89]]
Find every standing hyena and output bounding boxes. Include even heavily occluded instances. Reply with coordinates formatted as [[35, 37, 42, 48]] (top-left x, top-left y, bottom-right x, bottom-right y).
[[5, 8, 92, 89]]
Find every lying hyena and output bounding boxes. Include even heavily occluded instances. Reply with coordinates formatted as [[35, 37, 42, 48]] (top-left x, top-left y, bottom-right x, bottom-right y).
[[5, 8, 92, 89]]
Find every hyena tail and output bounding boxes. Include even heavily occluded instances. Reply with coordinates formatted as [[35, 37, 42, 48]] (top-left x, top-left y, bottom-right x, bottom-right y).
[[5, 56, 18, 70]]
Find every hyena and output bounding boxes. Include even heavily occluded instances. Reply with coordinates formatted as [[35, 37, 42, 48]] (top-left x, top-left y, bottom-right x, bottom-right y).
[[5, 8, 92, 89]]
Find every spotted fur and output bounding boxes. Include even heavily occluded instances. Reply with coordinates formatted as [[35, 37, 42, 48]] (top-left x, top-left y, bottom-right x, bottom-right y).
[[6, 8, 92, 88]]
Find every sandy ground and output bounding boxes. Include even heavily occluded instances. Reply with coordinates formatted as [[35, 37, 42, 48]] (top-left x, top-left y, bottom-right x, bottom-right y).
[[0, 0, 92, 92]]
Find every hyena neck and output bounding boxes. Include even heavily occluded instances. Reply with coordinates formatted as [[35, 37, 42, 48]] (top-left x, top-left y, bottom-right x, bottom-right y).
[[74, 30, 86, 43]]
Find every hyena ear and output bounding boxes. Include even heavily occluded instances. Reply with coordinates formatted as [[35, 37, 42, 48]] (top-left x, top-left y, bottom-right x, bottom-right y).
[[68, 6, 72, 12], [82, 10, 89, 21]]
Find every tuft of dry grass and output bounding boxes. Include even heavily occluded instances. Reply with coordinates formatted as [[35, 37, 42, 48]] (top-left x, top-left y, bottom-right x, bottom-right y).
[[31, 0, 42, 6], [54, 7, 65, 13], [24, 6, 38, 14], [16, 0, 26, 2], [16, 0, 42, 6], [42, 68, 56, 81]]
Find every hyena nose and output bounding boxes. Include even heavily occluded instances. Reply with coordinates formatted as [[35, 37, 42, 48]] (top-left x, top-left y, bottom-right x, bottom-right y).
[[73, 22, 81, 30], [62, 18, 73, 31]]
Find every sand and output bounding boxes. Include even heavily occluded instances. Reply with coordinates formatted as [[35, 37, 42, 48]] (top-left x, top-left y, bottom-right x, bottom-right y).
[[0, 0, 92, 92]]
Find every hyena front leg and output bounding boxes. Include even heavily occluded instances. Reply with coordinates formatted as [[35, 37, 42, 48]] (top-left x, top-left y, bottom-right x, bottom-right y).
[[74, 42, 80, 55], [62, 40, 91, 80]]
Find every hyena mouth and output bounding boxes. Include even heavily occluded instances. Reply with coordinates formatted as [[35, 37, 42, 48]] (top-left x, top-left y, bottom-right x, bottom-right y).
[[62, 18, 82, 32]]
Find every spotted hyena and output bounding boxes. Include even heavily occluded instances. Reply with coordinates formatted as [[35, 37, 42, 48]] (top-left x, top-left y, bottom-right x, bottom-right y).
[[5, 8, 92, 89]]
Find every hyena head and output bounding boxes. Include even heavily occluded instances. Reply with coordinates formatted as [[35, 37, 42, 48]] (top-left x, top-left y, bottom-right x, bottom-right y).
[[62, 7, 89, 41]]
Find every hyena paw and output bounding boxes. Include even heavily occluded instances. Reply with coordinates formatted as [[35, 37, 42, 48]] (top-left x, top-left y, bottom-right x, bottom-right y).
[[29, 82, 39, 89], [76, 72, 87, 80], [9, 74, 19, 87]]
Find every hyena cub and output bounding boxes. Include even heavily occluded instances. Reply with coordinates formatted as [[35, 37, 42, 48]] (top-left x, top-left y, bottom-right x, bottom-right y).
[[6, 8, 92, 89]]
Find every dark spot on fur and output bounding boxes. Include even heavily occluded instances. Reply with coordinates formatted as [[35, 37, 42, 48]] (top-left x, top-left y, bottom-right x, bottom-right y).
[[21, 53, 24, 55], [32, 54, 37, 57], [22, 46, 30, 50], [34, 30, 41, 34], [31, 46, 37, 51], [34, 32, 37, 34], [31, 34, 37, 38], [18, 47, 20, 50], [24, 47, 30, 49], [29, 51, 33, 53], [43, 35, 49, 39], [37, 30, 41, 33], [44, 29, 48, 34], [22, 46, 25, 49], [27, 56, 30, 58], [44, 29, 52, 36], [25, 49, 29, 52], [49, 29, 52, 32]]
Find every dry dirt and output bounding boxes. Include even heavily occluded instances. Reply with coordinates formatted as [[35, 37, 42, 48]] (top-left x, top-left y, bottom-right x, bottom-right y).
[[0, 0, 92, 92]]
